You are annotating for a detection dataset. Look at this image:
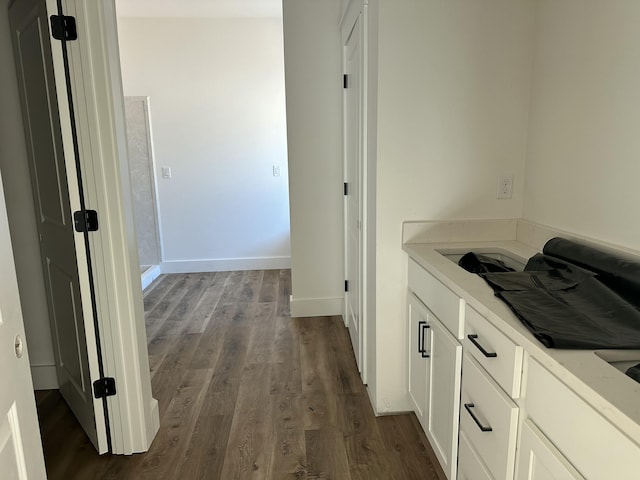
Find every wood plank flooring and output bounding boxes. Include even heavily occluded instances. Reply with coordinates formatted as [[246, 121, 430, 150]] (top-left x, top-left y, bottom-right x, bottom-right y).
[[35, 270, 445, 480]]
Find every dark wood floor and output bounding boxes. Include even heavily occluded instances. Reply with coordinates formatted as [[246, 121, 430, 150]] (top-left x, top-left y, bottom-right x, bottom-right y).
[[35, 270, 445, 480]]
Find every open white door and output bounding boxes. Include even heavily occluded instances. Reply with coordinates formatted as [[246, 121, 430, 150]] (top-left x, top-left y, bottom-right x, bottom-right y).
[[0, 171, 47, 479], [9, 0, 110, 453], [344, 10, 365, 379]]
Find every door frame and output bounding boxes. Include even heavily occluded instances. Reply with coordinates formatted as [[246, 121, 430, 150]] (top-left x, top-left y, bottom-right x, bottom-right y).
[[44, 0, 159, 454], [340, 0, 370, 385]]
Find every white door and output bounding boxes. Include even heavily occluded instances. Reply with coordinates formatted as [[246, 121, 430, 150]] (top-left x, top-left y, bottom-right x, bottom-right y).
[[427, 317, 462, 480], [516, 420, 585, 480], [407, 293, 430, 430], [344, 12, 363, 375], [0, 172, 47, 479], [9, 0, 109, 453]]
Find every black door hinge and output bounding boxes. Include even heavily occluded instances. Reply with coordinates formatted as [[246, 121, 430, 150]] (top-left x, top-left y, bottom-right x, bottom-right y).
[[343, 74, 349, 89], [345, 280, 349, 292], [74, 210, 99, 232], [50, 15, 78, 41], [93, 377, 116, 399], [344, 182, 349, 195]]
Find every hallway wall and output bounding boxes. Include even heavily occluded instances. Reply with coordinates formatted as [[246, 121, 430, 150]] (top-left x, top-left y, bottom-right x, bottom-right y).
[[117, 16, 291, 273]]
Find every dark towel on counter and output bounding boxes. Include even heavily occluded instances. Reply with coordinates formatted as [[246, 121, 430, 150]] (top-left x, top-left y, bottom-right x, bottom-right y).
[[473, 252, 640, 349]]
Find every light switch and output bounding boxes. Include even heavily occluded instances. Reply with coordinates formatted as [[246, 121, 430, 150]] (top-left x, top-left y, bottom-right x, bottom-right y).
[[162, 167, 172, 179], [272, 165, 281, 177]]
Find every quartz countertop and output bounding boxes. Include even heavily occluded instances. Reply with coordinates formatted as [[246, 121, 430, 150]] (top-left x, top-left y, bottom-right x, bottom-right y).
[[403, 240, 640, 444]]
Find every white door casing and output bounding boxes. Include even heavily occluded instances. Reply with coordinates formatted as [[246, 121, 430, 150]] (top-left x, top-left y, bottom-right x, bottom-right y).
[[9, 0, 109, 453], [342, 1, 369, 384], [0, 170, 47, 479], [344, 11, 363, 374]]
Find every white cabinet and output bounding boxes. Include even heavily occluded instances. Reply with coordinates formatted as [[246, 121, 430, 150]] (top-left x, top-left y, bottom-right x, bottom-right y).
[[407, 292, 429, 426], [523, 357, 640, 480], [516, 420, 584, 480], [407, 263, 463, 480], [460, 354, 519, 480], [427, 317, 462, 477], [458, 430, 493, 480], [459, 307, 523, 480]]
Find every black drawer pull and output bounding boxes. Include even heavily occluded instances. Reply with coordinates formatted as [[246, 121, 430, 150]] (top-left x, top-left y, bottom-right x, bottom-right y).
[[467, 334, 497, 358], [418, 321, 430, 358], [464, 403, 492, 432]]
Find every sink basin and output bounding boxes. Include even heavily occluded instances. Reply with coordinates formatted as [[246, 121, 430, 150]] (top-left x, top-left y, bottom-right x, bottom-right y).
[[594, 350, 640, 376], [436, 248, 527, 272]]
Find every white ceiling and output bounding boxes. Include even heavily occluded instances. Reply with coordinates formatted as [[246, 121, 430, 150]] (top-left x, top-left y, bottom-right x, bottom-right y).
[[114, 0, 282, 18]]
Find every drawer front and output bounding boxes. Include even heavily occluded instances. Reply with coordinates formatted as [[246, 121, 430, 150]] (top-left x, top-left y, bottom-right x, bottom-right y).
[[465, 306, 523, 398], [408, 258, 464, 338], [458, 430, 494, 480], [460, 354, 519, 480], [516, 420, 584, 480], [525, 357, 640, 480]]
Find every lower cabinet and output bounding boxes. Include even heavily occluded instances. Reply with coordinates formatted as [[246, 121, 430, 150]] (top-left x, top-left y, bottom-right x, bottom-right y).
[[458, 430, 493, 480], [460, 354, 518, 480], [407, 291, 462, 480], [515, 420, 585, 480]]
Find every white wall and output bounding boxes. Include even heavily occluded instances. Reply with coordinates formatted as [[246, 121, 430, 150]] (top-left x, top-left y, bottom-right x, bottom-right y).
[[523, 0, 640, 250], [372, 0, 534, 411], [0, 0, 57, 389], [283, 0, 345, 316], [117, 17, 291, 273]]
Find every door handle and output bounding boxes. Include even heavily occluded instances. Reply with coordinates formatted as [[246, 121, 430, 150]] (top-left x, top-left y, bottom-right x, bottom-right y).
[[464, 403, 493, 432], [418, 321, 430, 358], [467, 334, 497, 358]]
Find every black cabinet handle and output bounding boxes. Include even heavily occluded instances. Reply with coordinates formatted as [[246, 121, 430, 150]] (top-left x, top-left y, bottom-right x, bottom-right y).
[[464, 403, 492, 432], [467, 334, 497, 358], [418, 321, 430, 358]]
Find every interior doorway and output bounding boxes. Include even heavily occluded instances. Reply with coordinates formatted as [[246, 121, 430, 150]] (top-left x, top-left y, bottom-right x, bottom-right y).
[[115, 3, 292, 280], [1, 0, 293, 465]]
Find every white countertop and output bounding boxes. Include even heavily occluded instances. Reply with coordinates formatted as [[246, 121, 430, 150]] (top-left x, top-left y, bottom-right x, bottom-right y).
[[403, 240, 640, 443]]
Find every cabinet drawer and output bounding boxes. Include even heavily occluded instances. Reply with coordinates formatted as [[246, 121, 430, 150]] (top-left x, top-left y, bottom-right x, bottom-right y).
[[525, 357, 640, 480], [458, 430, 493, 480], [465, 306, 523, 398], [408, 258, 464, 338], [516, 420, 584, 480], [460, 354, 518, 480]]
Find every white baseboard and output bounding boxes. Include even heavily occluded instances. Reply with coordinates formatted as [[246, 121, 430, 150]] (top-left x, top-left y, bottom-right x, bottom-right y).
[[290, 295, 343, 318], [141, 264, 161, 290], [161, 256, 291, 274], [31, 365, 58, 390]]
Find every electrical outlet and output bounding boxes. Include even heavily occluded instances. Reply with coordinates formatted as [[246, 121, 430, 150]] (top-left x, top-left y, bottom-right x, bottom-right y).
[[497, 174, 513, 199]]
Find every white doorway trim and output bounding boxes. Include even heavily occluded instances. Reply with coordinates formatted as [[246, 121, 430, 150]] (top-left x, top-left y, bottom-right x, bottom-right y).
[[340, 0, 369, 385]]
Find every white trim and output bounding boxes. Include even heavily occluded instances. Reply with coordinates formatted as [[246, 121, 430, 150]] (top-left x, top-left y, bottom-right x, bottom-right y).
[[341, 0, 369, 385], [140, 265, 161, 290], [61, 0, 159, 454], [30, 365, 59, 390], [290, 295, 343, 318], [161, 256, 291, 274]]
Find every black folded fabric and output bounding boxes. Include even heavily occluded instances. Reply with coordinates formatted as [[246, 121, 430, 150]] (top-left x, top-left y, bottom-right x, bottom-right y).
[[458, 239, 640, 349], [458, 252, 515, 274], [626, 363, 640, 383]]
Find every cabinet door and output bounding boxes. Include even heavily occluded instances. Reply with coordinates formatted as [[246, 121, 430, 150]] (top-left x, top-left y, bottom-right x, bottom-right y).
[[407, 293, 430, 430], [516, 420, 584, 480], [427, 317, 463, 480]]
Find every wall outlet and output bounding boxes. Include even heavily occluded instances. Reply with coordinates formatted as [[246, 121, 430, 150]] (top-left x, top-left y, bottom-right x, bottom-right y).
[[497, 174, 513, 199]]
